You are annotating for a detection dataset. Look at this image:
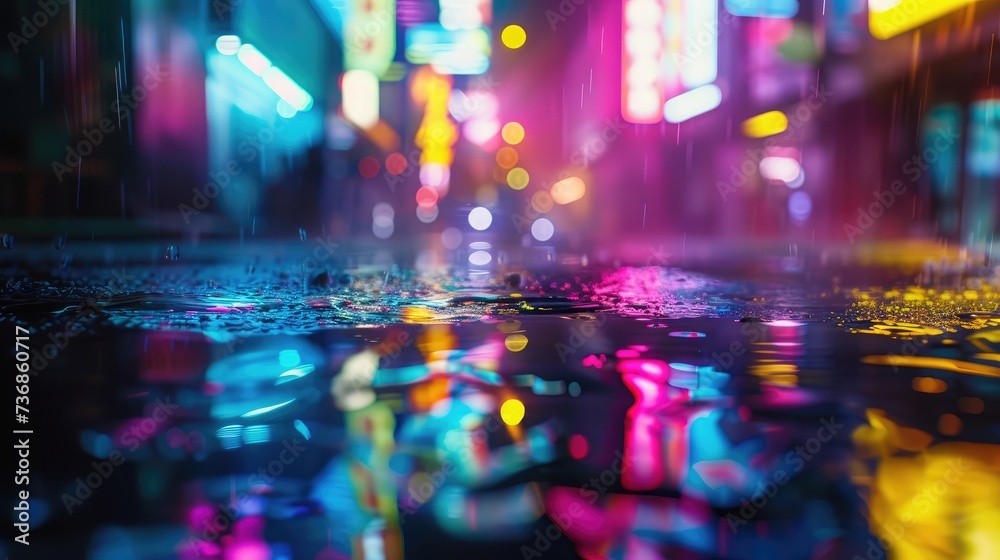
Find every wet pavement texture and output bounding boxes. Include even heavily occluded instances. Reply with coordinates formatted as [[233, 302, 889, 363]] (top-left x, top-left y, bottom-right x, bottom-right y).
[[3, 244, 1000, 560]]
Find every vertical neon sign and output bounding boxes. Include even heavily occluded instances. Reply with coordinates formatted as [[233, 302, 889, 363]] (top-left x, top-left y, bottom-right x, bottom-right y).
[[622, 0, 666, 123]]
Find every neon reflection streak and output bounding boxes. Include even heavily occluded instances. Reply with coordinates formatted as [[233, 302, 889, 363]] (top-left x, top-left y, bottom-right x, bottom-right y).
[[852, 409, 1000, 559], [617, 358, 677, 491]]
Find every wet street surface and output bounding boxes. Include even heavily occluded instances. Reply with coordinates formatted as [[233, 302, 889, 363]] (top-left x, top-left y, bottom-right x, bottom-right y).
[[3, 244, 1000, 559]]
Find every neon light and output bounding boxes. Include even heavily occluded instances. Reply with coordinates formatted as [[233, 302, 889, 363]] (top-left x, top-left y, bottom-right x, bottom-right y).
[[742, 110, 789, 138], [234, 43, 314, 116], [344, 0, 396, 77], [622, 0, 665, 123], [551, 176, 586, 205], [759, 156, 802, 182], [724, 0, 799, 18], [342, 69, 380, 128], [440, 0, 492, 30], [405, 25, 491, 75], [663, 84, 722, 123], [680, 0, 718, 89], [869, 0, 979, 40], [216, 35, 241, 56], [263, 67, 314, 111], [236, 44, 270, 76]]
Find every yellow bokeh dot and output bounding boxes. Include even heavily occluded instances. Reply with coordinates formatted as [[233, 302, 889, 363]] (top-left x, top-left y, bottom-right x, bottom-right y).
[[501, 24, 527, 49], [500, 398, 525, 426], [502, 122, 525, 145], [496, 146, 519, 169], [507, 167, 530, 190], [504, 334, 528, 352]]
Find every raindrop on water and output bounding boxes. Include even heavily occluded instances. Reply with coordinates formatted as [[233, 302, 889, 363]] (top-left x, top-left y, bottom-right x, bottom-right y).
[[1, 234, 12, 249], [166, 245, 180, 261], [299, 228, 307, 241], [54, 235, 65, 250]]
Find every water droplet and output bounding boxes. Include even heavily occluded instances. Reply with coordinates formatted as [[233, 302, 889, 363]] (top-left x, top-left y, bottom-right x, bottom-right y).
[[299, 228, 307, 241], [166, 245, 180, 261], [60, 254, 73, 269], [54, 235, 65, 249], [2, 234, 13, 249]]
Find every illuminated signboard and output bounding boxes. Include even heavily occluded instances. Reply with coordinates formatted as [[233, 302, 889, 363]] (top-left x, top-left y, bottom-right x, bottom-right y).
[[344, 0, 396, 77], [624, 0, 721, 123], [724, 0, 799, 18], [439, 0, 492, 30], [675, 0, 718, 92], [869, 0, 980, 40], [622, 0, 666, 123], [405, 25, 491, 75]]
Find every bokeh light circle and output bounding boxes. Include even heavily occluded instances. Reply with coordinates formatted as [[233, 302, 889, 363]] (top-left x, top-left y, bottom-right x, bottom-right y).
[[569, 434, 589, 459], [386, 153, 408, 175], [500, 398, 526, 425], [496, 146, 519, 169], [415, 186, 439, 208], [504, 334, 528, 352], [506, 167, 530, 190], [468, 207, 493, 230], [501, 25, 527, 49], [501, 122, 525, 145], [531, 218, 554, 241]]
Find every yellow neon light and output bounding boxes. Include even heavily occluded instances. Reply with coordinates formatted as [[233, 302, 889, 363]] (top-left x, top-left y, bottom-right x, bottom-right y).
[[742, 111, 789, 138], [869, 0, 980, 40]]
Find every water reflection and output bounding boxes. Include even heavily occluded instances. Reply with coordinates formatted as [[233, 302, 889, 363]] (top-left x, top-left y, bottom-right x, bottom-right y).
[[9, 275, 1000, 559]]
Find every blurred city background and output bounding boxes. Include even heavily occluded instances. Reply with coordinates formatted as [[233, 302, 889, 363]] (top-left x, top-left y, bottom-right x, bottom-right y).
[[2, 0, 999, 262], [4, 2, 1000, 560]]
